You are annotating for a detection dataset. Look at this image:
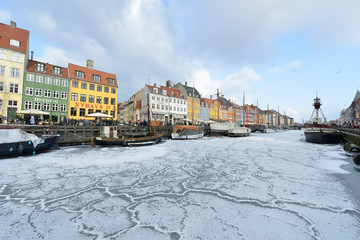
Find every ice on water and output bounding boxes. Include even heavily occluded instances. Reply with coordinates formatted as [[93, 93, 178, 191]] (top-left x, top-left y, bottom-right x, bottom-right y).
[[0, 131, 359, 239]]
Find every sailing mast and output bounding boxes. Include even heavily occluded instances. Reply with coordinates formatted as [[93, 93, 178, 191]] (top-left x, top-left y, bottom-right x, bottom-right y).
[[217, 89, 220, 123], [192, 82, 195, 124], [243, 91, 245, 126]]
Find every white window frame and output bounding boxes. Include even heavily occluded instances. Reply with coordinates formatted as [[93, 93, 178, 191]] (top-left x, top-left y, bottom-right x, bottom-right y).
[[10, 39, 20, 47], [9, 83, 19, 93], [45, 77, 52, 84], [44, 89, 51, 98], [35, 88, 42, 97], [0, 49, 7, 59], [25, 87, 33, 96], [43, 103, 50, 111], [27, 74, 34, 81], [36, 75, 44, 83], [34, 102, 42, 110], [62, 80, 68, 87], [60, 104, 67, 112], [54, 78, 60, 85], [0, 81, 4, 92], [11, 52, 21, 62], [0, 65, 5, 75], [24, 101, 32, 109], [53, 91, 59, 98], [61, 92, 67, 99], [10, 68, 20, 78], [52, 103, 59, 112]]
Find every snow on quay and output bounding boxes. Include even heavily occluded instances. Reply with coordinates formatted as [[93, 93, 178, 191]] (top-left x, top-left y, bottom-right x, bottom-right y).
[[0, 130, 359, 239]]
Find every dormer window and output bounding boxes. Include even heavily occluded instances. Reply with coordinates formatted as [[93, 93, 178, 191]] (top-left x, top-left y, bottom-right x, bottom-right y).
[[10, 39, 20, 47], [153, 88, 158, 94], [92, 75, 101, 82], [75, 70, 85, 79], [36, 63, 45, 72], [107, 78, 115, 85], [162, 90, 167, 95], [53, 66, 62, 75]]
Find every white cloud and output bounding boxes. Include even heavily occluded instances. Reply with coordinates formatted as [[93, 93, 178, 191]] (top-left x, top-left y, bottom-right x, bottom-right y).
[[286, 60, 303, 69], [0, 10, 11, 23], [37, 46, 77, 67]]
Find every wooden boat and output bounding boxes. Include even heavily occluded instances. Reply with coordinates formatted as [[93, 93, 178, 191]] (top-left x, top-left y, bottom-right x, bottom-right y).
[[227, 126, 251, 137], [91, 126, 163, 147], [209, 122, 234, 136], [0, 129, 60, 158], [171, 125, 204, 140], [304, 128, 342, 144]]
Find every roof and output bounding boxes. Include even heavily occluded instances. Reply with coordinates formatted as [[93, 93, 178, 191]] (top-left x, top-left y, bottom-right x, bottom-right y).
[[26, 60, 69, 79], [219, 97, 233, 108], [68, 63, 118, 87], [0, 22, 29, 54], [145, 84, 186, 99], [353, 90, 360, 102], [176, 83, 201, 98]]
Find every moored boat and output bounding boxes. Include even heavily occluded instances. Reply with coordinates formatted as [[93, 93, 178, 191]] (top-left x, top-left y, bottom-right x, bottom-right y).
[[171, 125, 204, 140], [227, 126, 251, 137], [209, 122, 234, 136], [91, 126, 163, 147], [0, 129, 60, 158], [304, 128, 342, 144]]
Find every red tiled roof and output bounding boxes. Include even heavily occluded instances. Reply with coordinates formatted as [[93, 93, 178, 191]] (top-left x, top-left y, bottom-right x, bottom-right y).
[[26, 60, 69, 78], [0, 22, 29, 54], [68, 63, 118, 87], [145, 84, 186, 99]]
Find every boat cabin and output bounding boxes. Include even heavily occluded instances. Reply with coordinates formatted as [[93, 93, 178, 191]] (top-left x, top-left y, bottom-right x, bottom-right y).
[[100, 126, 118, 139]]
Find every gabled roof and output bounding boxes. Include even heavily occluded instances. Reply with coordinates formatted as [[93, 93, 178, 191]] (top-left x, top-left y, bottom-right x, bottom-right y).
[[68, 63, 118, 87], [145, 84, 186, 99], [26, 60, 69, 79], [219, 97, 233, 108], [176, 83, 201, 98], [353, 90, 360, 102], [0, 22, 29, 54]]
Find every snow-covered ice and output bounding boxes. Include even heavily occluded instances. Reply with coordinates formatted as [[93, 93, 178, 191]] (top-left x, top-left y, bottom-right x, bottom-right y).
[[0, 130, 359, 239]]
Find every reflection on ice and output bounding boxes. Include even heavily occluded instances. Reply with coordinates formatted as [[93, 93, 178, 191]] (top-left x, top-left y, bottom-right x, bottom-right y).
[[0, 131, 359, 239]]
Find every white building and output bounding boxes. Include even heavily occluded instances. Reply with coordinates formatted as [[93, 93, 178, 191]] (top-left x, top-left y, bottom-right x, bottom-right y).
[[141, 82, 187, 125]]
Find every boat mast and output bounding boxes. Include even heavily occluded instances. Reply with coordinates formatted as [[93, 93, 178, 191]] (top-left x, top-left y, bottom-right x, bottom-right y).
[[148, 93, 151, 133], [217, 89, 220, 123], [192, 82, 195, 124], [243, 91, 245, 126]]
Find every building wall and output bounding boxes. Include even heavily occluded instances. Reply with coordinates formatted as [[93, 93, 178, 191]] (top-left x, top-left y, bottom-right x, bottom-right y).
[[68, 78, 117, 120], [22, 71, 69, 122], [187, 96, 201, 120], [0, 49, 26, 122]]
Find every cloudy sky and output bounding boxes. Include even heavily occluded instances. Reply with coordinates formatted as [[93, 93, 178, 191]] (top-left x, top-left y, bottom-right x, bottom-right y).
[[1, 0, 360, 122]]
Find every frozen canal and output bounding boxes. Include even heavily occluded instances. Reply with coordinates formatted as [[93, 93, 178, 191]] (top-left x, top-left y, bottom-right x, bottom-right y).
[[0, 130, 359, 239]]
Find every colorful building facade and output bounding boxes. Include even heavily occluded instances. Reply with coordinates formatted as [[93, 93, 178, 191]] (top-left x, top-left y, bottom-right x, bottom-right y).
[[0, 21, 29, 123], [68, 60, 118, 120], [22, 60, 69, 122], [175, 82, 201, 121]]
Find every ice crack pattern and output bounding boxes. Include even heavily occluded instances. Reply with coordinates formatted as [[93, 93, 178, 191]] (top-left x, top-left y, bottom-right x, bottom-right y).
[[0, 131, 359, 239]]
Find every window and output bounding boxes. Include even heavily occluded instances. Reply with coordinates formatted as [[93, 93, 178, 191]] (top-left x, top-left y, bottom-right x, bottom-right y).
[[89, 95, 95, 103], [36, 75, 44, 83], [153, 88, 158, 94], [44, 90, 51, 98], [26, 74, 34, 81], [25, 87, 33, 96], [157, 97, 160, 101], [0, 82, 4, 92], [45, 77, 52, 84], [10, 68, 20, 78], [0, 100, 2, 110], [8, 100, 17, 107], [61, 92, 67, 99], [11, 52, 21, 62], [80, 94, 86, 102], [53, 91, 59, 98], [75, 71, 85, 79], [43, 103, 50, 111], [9, 83, 18, 93], [92, 75, 101, 82], [36, 63, 45, 72], [165, 106, 168, 110], [79, 108, 86, 116], [54, 78, 60, 85], [71, 93, 78, 101], [89, 84, 95, 90], [25, 101, 32, 109], [161, 105, 164, 110], [52, 104, 59, 112], [107, 78, 115, 85], [169, 106, 172, 111], [152, 104, 155, 109], [35, 88, 42, 97], [53, 66, 62, 75], [72, 80, 78, 88], [103, 110, 108, 114], [111, 88, 116, 94], [60, 104, 67, 112], [88, 109, 94, 114], [157, 104, 160, 109], [70, 107, 77, 116], [0, 49, 7, 59], [81, 82, 87, 89], [97, 85, 102, 92], [104, 97, 109, 104], [0, 65, 5, 75], [10, 39, 20, 47], [111, 98, 115, 105], [96, 96, 102, 104], [104, 86, 109, 93], [34, 102, 41, 110], [152, 96, 155, 100], [62, 80, 68, 87]]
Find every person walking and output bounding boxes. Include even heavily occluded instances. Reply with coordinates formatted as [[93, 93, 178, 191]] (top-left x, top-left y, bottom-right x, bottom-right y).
[[30, 115, 35, 125]]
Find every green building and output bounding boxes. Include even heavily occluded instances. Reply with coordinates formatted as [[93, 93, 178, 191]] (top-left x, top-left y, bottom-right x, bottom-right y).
[[22, 59, 70, 123]]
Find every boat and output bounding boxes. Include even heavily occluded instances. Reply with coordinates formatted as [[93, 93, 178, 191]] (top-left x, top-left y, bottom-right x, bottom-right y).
[[209, 122, 234, 136], [91, 126, 163, 147], [227, 126, 251, 137], [171, 125, 204, 140], [0, 129, 60, 158], [304, 95, 342, 144]]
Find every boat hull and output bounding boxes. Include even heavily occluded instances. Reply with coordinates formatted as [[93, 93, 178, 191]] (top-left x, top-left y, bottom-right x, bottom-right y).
[[304, 129, 342, 144], [93, 135, 163, 147], [171, 133, 204, 140], [0, 135, 60, 158], [227, 127, 251, 137]]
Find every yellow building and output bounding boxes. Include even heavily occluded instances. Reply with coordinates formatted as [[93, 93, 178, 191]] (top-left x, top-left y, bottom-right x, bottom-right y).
[[0, 21, 29, 123], [175, 82, 201, 121], [205, 98, 223, 121], [68, 60, 118, 120]]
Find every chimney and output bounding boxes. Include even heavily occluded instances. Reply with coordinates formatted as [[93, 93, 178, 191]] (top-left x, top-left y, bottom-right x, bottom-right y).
[[185, 81, 188, 86], [210, 95, 213, 99], [10, 21, 16, 28], [166, 80, 172, 87], [154, 83, 157, 87], [86, 59, 94, 69], [31, 51, 34, 60]]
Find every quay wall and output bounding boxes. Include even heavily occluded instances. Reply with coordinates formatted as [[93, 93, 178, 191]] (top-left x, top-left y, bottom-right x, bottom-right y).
[[339, 128, 360, 148]]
